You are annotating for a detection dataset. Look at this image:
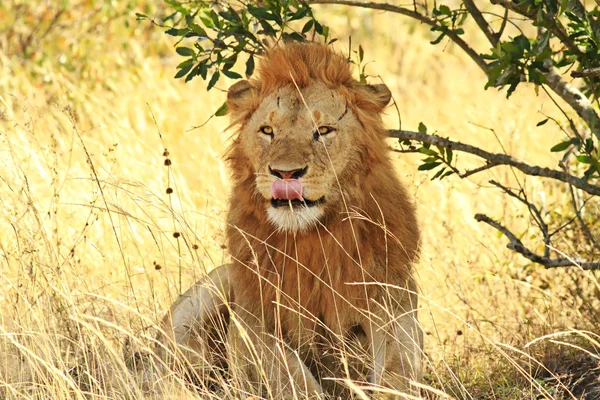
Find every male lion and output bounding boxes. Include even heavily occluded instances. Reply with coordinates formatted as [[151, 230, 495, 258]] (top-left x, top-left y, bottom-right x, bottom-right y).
[[158, 43, 422, 399]]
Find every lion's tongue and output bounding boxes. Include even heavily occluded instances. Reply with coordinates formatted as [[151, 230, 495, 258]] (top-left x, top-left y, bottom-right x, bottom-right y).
[[271, 179, 303, 201]]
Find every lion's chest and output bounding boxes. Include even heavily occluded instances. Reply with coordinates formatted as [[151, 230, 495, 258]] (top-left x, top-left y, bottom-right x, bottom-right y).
[[248, 234, 376, 339]]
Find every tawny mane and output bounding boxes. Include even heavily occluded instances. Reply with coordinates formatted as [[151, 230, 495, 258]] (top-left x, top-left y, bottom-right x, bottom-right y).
[[256, 42, 354, 92], [228, 43, 394, 121]]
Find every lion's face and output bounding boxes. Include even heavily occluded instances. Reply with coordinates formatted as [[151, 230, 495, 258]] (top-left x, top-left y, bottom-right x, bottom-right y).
[[236, 81, 363, 232], [226, 44, 392, 234]]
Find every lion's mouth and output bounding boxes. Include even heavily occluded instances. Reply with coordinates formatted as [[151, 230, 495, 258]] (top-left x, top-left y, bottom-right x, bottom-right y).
[[270, 197, 325, 208]]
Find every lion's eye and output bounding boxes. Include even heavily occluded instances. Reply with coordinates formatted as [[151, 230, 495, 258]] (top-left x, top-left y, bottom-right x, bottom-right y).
[[314, 126, 335, 140], [260, 126, 274, 136], [319, 126, 334, 135]]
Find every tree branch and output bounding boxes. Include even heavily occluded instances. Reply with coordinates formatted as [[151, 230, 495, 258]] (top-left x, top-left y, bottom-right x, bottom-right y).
[[475, 214, 600, 270], [307, 0, 488, 73], [496, 8, 509, 42], [309, 0, 600, 139], [561, 163, 600, 252], [571, 67, 600, 78], [388, 130, 600, 196], [462, 0, 498, 47], [543, 60, 600, 139], [489, 0, 582, 57], [482, 3, 600, 138], [489, 180, 550, 257]]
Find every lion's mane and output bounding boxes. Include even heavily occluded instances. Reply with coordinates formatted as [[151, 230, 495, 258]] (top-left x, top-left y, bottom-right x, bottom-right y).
[[224, 43, 420, 335]]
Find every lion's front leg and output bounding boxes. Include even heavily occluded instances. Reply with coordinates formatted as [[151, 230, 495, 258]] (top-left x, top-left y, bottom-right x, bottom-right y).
[[227, 318, 324, 399], [365, 290, 423, 399], [156, 264, 233, 383]]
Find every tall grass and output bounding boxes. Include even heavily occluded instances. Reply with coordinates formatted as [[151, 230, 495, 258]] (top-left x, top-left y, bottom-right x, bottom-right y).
[[0, 1, 598, 399]]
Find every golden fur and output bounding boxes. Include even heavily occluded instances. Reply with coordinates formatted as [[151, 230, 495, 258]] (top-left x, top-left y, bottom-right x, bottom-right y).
[[159, 43, 422, 399]]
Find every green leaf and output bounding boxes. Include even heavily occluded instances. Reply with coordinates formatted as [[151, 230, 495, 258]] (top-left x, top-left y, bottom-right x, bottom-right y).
[[533, 30, 550, 56], [175, 63, 193, 79], [536, 118, 549, 127], [302, 19, 314, 33], [176, 47, 195, 57], [258, 20, 277, 36], [165, 28, 185, 36], [514, 34, 531, 52], [438, 5, 451, 16], [248, 5, 278, 21], [185, 64, 200, 83], [214, 102, 229, 117], [245, 56, 255, 77], [440, 170, 454, 180], [358, 45, 364, 63], [199, 62, 208, 80], [289, 6, 311, 21], [207, 71, 220, 90], [185, 15, 208, 37], [418, 122, 428, 133], [430, 32, 446, 45], [576, 154, 591, 163], [419, 147, 438, 156], [223, 70, 243, 79], [283, 32, 305, 42], [209, 10, 221, 29], [314, 21, 323, 35], [418, 161, 442, 171], [550, 140, 573, 152], [432, 167, 447, 180]]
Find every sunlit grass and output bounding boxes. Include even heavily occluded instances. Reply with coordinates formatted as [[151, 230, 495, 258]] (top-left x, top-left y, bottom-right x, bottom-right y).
[[1, 1, 599, 399]]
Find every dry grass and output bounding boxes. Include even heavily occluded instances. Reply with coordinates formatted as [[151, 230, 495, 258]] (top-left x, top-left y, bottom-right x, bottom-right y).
[[1, 1, 599, 399]]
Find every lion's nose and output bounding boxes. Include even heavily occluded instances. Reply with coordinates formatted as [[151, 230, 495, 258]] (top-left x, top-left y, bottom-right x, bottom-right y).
[[269, 166, 308, 180]]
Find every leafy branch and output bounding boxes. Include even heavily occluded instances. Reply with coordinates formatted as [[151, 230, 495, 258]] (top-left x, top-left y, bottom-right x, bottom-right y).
[[156, 0, 600, 270]]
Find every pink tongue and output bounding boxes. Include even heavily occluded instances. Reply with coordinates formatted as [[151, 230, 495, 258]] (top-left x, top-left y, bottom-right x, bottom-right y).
[[271, 179, 303, 201]]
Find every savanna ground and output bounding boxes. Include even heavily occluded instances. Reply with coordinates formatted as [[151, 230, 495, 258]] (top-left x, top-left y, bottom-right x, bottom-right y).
[[1, 1, 599, 399]]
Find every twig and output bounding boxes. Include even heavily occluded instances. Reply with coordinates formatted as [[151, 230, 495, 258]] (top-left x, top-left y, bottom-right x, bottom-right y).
[[388, 130, 600, 196], [306, 0, 488, 73], [496, 8, 509, 42], [561, 163, 600, 252], [543, 60, 600, 139], [488, 180, 550, 257], [462, 0, 498, 46], [474, 214, 600, 270], [571, 67, 600, 78]]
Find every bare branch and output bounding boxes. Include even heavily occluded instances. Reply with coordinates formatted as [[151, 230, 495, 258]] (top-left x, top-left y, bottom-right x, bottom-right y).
[[307, 0, 488, 73], [544, 60, 600, 139], [462, 0, 498, 46], [496, 8, 509, 42], [489, 180, 550, 257], [475, 214, 600, 270], [388, 130, 600, 196], [571, 67, 600, 78], [561, 163, 600, 252]]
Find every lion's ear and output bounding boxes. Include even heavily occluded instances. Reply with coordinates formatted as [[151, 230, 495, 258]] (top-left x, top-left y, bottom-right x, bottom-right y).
[[227, 80, 256, 113], [367, 83, 392, 110]]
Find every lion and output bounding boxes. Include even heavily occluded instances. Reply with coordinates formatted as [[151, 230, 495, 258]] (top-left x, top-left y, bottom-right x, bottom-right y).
[[157, 43, 422, 399]]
